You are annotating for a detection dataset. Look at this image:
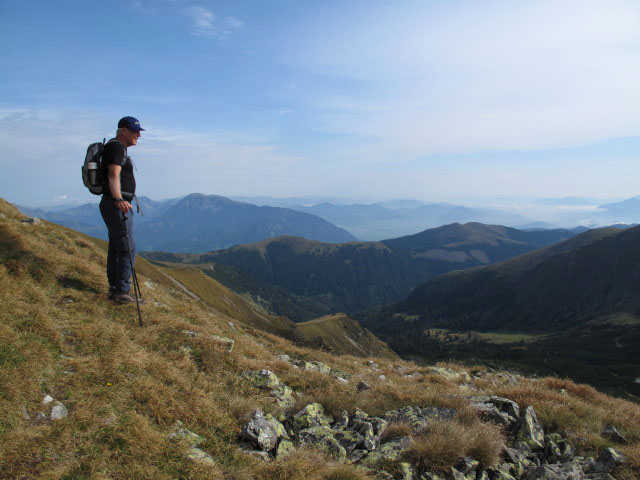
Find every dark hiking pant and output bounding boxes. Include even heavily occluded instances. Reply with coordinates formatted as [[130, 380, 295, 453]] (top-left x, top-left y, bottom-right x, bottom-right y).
[[100, 196, 136, 293]]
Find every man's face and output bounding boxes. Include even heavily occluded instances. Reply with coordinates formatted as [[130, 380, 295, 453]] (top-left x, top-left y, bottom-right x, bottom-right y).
[[122, 128, 141, 147]]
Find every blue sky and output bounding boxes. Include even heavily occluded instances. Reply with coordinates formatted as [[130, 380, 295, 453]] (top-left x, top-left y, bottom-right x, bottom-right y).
[[1, 0, 640, 206]]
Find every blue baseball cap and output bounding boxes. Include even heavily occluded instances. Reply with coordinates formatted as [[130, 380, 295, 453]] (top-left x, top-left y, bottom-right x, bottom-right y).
[[118, 116, 145, 132]]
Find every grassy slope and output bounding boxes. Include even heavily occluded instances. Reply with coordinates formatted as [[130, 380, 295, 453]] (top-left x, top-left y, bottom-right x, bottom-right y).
[[296, 314, 399, 360], [1, 198, 640, 479]]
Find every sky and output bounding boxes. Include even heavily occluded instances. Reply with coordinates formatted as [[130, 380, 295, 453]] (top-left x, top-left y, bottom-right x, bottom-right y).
[[1, 0, 640, 207]]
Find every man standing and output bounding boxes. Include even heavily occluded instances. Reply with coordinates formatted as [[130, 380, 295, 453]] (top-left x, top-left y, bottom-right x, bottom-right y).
[[100, 116, 145, 304]]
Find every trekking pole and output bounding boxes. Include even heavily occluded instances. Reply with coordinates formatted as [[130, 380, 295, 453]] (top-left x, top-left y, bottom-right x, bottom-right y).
[[122, 212, 143, 327]]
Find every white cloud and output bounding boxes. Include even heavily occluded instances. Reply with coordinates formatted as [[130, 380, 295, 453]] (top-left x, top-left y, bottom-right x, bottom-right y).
[[182, 6, 243, 38], [285, 0, 640, 156]]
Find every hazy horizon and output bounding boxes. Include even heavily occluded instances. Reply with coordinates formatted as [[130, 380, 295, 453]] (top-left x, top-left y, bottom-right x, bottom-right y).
[[2, 0, 639, 206]]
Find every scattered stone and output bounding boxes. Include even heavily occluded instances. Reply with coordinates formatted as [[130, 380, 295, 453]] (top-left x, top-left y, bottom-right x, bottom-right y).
[[182, 330, 199, 337], [333, 428, 364, 453], [378, 375, 386, 382], [367, 360, 379, 368], [516, 406, 545, 451], [382, 406, 456, 433], [335, 376, 349, 383], [168, 420, 216, 466], [602, 425, 627, 444], [144, 280, 156, 289], [456, 456, 480, 475], [50, 401, 68, 420], [187, 447, 216, 466], [333, 410, 349, 429], [469, 395, 520, 427], [360, 435, 413, 466], [395, 365, 408, 374], [241, 447, 272, 462], [34, 412, 47, 423], [209, 334, 234, 353], [21, 217, 41, 225], [168, 420, 206, 447], [243, 369, 295, 409], [239, 409, 285, 452], [289, 403, 333, 431], [276, 354, 291, 363], [0, 213, 6, 219], [298, 426, 347, 460], [592, 448, 624, 473], [357, 381, 370, 392], [545, 434, 575, 463], [20, 404, 30, 420], [42, 394, 54, 404]]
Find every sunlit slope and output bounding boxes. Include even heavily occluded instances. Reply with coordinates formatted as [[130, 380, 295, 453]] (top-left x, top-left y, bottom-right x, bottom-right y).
[[148, 261, 305, 342], [2, 198, 640, 480], [296, 314, 398, 359]]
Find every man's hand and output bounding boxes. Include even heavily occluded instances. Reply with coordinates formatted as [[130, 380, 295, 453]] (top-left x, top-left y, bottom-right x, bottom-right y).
[[115, 200, 132, 214]]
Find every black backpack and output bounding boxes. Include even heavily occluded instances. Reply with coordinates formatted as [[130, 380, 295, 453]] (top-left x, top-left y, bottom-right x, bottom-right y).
[[82, 139, 106, 195]]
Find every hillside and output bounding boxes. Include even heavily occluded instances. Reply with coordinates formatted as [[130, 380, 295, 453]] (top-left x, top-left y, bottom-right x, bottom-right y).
[[360, 227, 640, 398], [143, 224, 581, 321], [136, 193, 358, 252], [3, 198, 640, 479], [296, 314, 399, 360]]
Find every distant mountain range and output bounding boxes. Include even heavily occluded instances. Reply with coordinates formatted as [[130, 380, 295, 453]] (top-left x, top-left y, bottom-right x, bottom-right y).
[[18, 194, 356, 252], [359, 226, 640, 398], [142, 222, 581, 321]]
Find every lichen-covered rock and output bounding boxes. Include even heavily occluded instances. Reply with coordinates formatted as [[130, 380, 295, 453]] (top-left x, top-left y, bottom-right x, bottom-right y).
[[244, 369, 281, 389], [187, 447, 216, 465], [350, 418, 378, 451], [601, 425, 627, 444], [334, 410, 349, 429], [545, 434, 575, 463], [485, 466, 517, 480], [516, 406, 545, 451], [239, 409, 284, 452], [360, 436, 413, 466], [333, 428, 364, 453], [243, 369, 295, 408], [592, 448, 624, 473], [168, 421, 215, 466], [276, 436, 295, 457], [298, 426, 347, 460], [209, 334, 234, 353], [469, 396, 520, 426], [168, 420, 205, 447], [455, 457, 480, 476], [382, 406, 456, 432], [289, 403, 333, 431]]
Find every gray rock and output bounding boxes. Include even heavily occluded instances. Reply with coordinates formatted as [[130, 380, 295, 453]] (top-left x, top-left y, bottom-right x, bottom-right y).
[[333, 428, 364, 453], [289, 403, 333, 431], [20, 404, 30, 420], [42, 394, 54, 404], [187, 447, 216, 465], [592, 448, 624, 473], [347, 448, 368, 463], [522, 461, 584, 480], [469, 395, 520, 426], [334, 410, 349, 429], [516, 406, 545, 450], [357, 381, 371, 391], [243, 369, 295, 408], [298, 426, 347, 460], [50, 401, 68, 420], [276, 354, 291, 363], [360, 436, 413, 466], [455, 456, 480, 475], [168, 420, 205, 447], [239, 409, 285, 452], [382, 405, 456, 432], [545, 435, 575, 463], [602, 425, 627, 444], [21, 217, 41, 225]]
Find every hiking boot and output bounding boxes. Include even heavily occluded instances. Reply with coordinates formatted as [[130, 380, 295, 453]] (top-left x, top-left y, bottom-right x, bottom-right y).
[[111, 291, 145, 305]]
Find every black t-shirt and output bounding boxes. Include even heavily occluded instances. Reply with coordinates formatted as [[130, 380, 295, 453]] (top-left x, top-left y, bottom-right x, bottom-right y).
[[102, 139, 136, 199]]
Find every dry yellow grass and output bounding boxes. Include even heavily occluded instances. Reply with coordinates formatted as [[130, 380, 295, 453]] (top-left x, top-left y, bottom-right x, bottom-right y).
[[1, 198, 640, 479]]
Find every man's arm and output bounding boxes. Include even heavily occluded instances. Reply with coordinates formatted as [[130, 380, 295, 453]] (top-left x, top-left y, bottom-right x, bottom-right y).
[[107, 163, 132, 214]]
